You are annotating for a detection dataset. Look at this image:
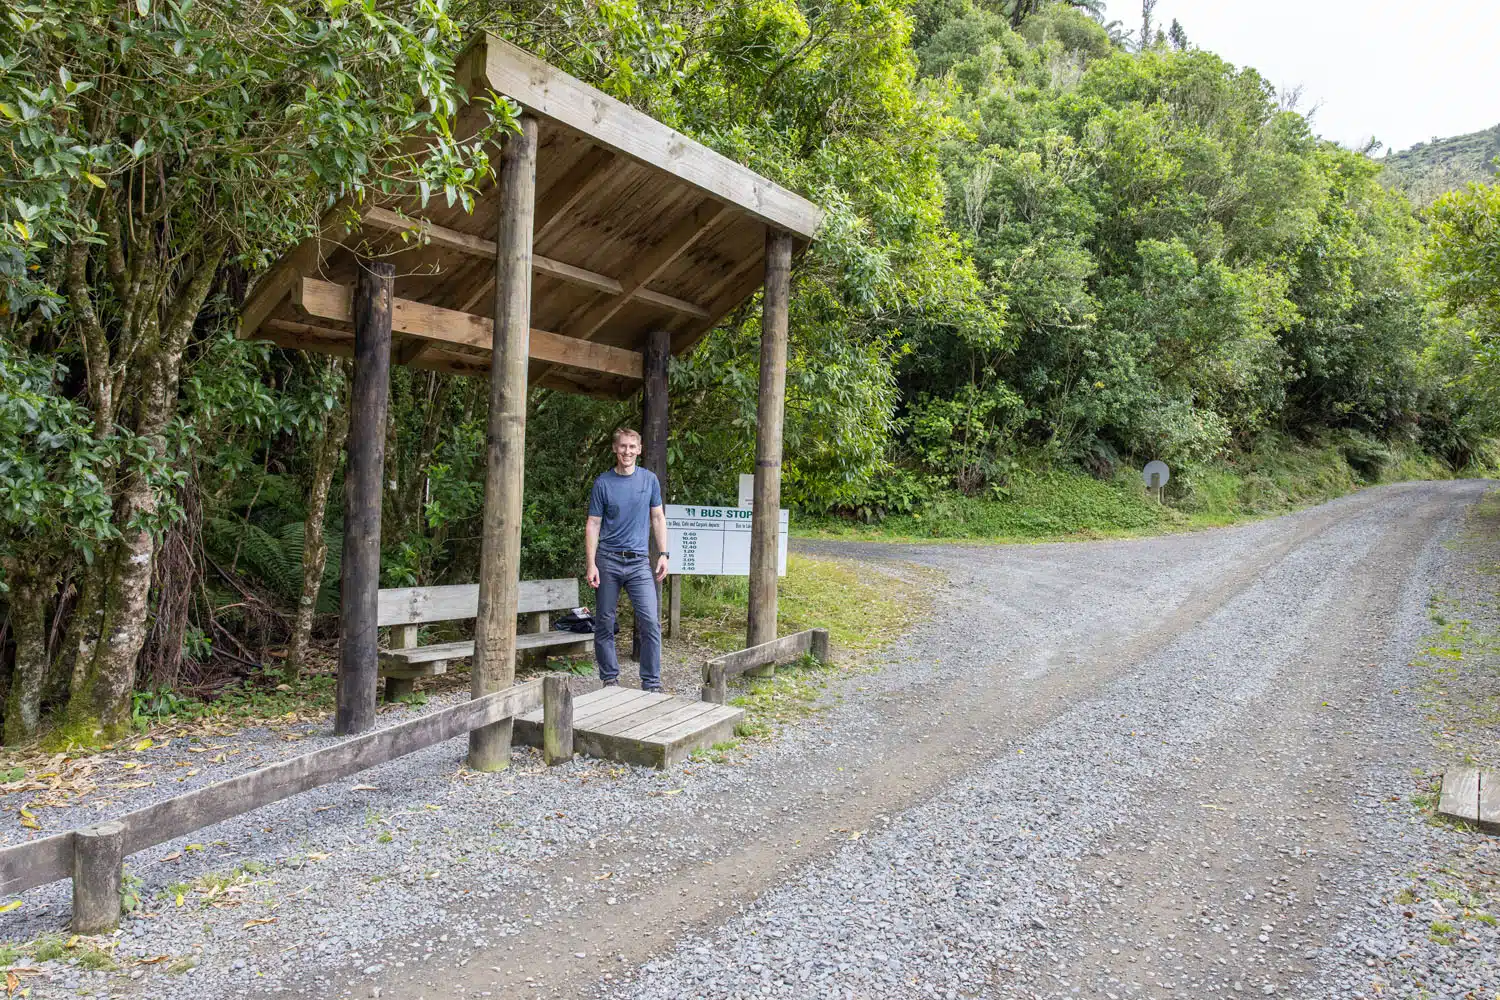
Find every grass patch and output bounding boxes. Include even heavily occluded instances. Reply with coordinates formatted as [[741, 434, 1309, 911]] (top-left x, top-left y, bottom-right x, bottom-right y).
[[3, 933, 118, 969], [726, 653, 838, 738], [678, 552, 937, 655], [798, 432, 1467, 545]]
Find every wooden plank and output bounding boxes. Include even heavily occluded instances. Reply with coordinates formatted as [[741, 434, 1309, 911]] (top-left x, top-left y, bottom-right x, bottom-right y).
[[611, 700, 720, 741], [0, 681, 546, 896], [518, 684, 637, 726], [379, 662, 449, 681], [646, 704, 742, 747], [337, 262, 394, 736], [590, 698, 689, 738], [1438, 768, 1481, 823], [704, 630, 815, 679], [0, 831, 74, 896], [747, 229, 793, 659], [648, 706, 743, 768], [376, 580, 577, 626], [1479, 771, 1499, 833], [364, 207, 708, 320], [238, 200, 356, 339], [479, 34, 822, 239], [563, 200, 730, 343], [298, 278, 644, 380], [578, 691, 674, 731], [381, 641, 472, 666], [122, 680, 542, 857], [533, 146, 614, 246]]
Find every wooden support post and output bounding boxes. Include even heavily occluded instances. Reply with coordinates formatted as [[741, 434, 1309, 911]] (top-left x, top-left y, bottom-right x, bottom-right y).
[[469, 114, 538, 772], [746, 229, 793, 674], [71, 821, 124, 935], [811, 627, 831, 665], [668, 574, 682, 639], [637, 328, 671, 658], [337, 261, 394, 736], [384, 624, 418, 703], [542, 673, 574, 766]]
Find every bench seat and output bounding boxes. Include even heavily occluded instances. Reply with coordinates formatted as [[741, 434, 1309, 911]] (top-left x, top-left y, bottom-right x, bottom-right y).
[[378, 630, 591, 669], [375, 579, 591, 698]]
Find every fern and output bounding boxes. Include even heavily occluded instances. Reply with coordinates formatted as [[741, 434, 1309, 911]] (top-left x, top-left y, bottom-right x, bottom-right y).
[[275, 521, 342, 613]]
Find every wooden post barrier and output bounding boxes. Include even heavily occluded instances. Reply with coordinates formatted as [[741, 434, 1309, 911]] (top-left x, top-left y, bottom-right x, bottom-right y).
[[0, 680, 543, 930], [542, 673, 574, 766], [701, 627, 831, 704], [71, 821, 124, 935]]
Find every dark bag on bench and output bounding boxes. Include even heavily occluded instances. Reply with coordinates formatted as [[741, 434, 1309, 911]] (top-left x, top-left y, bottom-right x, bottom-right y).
[[553, 608, 596, 634]]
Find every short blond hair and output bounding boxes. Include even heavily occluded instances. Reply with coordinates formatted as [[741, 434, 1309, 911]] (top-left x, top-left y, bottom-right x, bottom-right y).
[[612, 427, 641, 445]]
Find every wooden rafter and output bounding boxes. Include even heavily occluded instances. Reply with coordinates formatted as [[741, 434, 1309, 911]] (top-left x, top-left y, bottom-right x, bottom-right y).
[[294, 277, 642, 380], [562, 199, 730, 342], [362, 207, 709, 320]]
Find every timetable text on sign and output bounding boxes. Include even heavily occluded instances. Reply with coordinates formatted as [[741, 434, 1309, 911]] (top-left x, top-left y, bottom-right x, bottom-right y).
[[665, 505, 788, 576]]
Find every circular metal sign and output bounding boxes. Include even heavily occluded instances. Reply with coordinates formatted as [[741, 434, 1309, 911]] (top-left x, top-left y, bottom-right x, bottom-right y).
[[1142, 460, 1170, 489]]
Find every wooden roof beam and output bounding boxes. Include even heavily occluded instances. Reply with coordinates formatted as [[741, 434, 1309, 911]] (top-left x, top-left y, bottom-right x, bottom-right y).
[[563, 198, 731, 342], [476, 34, 822, 239], [294, 277, 642, 380], [362, 207, 708, 320]]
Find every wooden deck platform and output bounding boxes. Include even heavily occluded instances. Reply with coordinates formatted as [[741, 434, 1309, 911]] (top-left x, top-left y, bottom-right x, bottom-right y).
[[512, 686, 743, 769]]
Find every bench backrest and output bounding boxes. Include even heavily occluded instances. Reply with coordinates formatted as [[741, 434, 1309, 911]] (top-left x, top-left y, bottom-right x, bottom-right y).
[[376, 579, 579, 627]]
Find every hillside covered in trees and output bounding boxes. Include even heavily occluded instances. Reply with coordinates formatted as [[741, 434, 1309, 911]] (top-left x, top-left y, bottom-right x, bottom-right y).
[[1384, 122, 1500, 204], [2, 0, 1499, 743]]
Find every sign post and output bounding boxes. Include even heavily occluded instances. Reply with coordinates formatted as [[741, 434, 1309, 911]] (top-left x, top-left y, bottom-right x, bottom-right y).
[[1141, 460, 1170, 504]]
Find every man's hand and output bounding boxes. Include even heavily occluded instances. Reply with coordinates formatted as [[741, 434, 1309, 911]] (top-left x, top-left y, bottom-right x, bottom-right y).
[[654, 553, 669, 583], [586, 563, 600, 589]]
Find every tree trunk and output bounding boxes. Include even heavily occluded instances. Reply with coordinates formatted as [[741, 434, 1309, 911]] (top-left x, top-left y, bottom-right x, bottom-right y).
[[4, 561, 56, 745], [63, 239, 227, 744], [286, 364, 350, 678]]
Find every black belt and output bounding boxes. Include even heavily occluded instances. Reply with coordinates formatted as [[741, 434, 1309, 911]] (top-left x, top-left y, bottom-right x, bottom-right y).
[[601, 549, 645, 559]]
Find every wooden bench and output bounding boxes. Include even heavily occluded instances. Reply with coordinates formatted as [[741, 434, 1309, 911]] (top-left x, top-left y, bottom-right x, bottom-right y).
[[378, 580, 591, 701]]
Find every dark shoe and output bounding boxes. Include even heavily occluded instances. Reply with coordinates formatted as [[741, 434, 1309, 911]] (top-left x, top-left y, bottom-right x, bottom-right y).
[[602, 679, 620, 687]]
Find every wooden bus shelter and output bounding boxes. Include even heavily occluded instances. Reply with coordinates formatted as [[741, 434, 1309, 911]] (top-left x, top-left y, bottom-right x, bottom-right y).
[[238, 34, 822, 768]]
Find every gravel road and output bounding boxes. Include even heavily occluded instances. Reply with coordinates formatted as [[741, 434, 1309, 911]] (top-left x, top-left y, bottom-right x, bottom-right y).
[[6, 480, 1497, 1000]]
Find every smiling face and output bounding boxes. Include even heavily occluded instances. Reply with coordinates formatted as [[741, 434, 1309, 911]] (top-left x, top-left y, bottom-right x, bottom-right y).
[[612, 431, 641, 472]]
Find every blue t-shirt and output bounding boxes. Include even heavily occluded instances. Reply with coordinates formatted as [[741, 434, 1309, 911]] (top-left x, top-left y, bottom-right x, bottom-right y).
[[588, 467, 662, 553]]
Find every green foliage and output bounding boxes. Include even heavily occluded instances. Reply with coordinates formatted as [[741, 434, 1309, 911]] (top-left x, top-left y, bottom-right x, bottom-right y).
[[131, 686, 204, 729]]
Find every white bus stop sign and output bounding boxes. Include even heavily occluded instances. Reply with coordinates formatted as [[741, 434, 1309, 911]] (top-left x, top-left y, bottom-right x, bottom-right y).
[[1142, 460, 1170, 490], [665, 504, 788, 576]]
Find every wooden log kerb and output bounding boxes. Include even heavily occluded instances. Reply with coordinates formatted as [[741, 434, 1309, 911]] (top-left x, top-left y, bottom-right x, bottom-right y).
[[746, 229, 794, 667], [0, 681, 544, 903], [542, 673, 574, 765], [470, 114, 538, 772], [337, 261, 394, 735], [700, 628, 821, 704]]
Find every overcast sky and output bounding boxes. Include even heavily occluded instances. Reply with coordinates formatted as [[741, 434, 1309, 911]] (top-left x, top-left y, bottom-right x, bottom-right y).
[[1097, 0, 1500, 154]]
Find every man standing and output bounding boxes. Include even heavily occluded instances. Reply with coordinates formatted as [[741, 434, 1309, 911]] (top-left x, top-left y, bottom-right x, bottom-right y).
[[585, 428, 669, 691]]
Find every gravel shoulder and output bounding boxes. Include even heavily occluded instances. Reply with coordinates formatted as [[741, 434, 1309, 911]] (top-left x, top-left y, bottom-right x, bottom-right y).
[[2, 480, 1496, 1000]]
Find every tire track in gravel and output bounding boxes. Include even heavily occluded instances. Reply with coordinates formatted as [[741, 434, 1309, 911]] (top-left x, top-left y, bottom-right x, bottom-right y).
[[1019, 490, 1458, 999], [570, 483, 1484, 1000], [330, 485, 1465, 1000]]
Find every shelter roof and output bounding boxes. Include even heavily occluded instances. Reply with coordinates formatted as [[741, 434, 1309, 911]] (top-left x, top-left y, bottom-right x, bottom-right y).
[[238, 34, 822, 398]]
